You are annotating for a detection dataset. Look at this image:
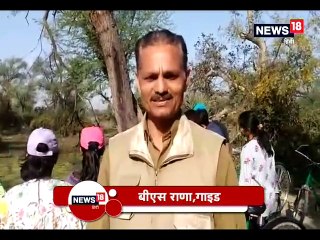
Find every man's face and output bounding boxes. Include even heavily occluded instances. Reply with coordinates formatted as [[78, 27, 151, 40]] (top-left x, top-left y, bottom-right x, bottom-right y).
[[136, 44, 189, 120]]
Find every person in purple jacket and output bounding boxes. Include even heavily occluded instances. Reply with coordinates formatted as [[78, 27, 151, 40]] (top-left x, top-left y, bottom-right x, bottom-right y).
[[66, 126, 106, 185], [186, 103, 232, 154], [192, 103, 230, 142]]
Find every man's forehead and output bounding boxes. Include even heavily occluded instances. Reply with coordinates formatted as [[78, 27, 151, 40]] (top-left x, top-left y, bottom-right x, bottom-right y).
[[139, 43, 183, 56], [137, 44, 184, 70]]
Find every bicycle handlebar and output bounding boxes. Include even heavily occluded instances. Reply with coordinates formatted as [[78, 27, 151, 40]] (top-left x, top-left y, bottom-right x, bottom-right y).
[[294, 148, 320, 166], [295, 144, 310, 152]]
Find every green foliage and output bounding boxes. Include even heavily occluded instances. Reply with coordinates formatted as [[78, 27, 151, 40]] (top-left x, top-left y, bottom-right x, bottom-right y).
[[299, 77, 320, 140], [0, 58, 36, 132], [2, 10, 319, 188], [114, 11, 173, 62], [189, 11, 320, 187], [29, 112, 55, 130], [52, 10, 173, 99], [2, 11, 173, 136], [252, 32, 319, 141], [30, 108, 89, 137]]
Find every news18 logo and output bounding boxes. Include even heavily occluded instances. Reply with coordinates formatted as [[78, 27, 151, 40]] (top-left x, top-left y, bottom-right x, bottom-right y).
[[68, 181, 123, 221], [254, 19, 304, 38]]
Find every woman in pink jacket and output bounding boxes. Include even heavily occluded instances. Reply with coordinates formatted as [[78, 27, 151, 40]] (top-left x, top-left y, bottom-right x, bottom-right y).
[[66, 126, 106, 185]]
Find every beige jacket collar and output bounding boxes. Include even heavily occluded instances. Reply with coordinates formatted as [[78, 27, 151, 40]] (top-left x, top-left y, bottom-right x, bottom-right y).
[[129, 114, 194, 167]]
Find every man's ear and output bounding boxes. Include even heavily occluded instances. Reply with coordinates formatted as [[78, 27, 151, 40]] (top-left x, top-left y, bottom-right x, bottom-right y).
[[135, 75, 141, 95]]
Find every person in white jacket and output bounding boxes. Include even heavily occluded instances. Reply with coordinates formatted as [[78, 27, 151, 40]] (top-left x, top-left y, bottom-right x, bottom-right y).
[[238, 111, 278, 218]]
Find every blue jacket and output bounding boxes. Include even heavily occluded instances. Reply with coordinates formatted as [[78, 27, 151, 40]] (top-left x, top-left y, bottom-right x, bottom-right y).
[[207, 121, 229, 142]]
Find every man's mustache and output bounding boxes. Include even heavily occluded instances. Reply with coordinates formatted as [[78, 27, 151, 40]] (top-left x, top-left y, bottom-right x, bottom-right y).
[[151, 93, 173, 102]]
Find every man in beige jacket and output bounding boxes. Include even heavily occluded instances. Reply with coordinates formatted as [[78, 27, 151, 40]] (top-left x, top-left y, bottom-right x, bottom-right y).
[[87, 29, 246, 229]]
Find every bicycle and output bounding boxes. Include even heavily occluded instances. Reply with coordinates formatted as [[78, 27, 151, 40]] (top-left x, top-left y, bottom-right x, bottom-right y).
[[246, 203, 305, 229], [275, 163, 291, 212], [292, 144, 320, 223]]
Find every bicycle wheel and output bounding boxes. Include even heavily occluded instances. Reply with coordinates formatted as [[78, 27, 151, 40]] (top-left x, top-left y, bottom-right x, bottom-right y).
[[275, 163, 291, 211], [262, 216, 305, 229], [293, 187, 309, 223]]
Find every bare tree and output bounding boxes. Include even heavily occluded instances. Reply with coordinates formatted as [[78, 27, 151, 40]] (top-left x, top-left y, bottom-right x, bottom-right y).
[[239, 10, 267, 72]]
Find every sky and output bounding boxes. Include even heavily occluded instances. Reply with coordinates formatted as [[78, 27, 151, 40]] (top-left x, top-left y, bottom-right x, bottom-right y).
[[0, 10, 311, 109], [0, 11, 234, 64]]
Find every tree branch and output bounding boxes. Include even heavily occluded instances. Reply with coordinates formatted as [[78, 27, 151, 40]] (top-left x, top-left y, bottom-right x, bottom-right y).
[[295, 90, 309, 98], [41, 11, 89, 133], [272, 38, 284, 64], [99, 92, 110, 102], [240, 10, 267, 72], [28, 11, 45, 60], [78, 93, 100, 126], [230, 132, 241, 144], [213, 107, 231, 120], [97, 81, 110, 102], [204, 68, 246, 92], [25, 11, 30, 25], [42, 10, 69, 71], [130, 11, 137, 28]]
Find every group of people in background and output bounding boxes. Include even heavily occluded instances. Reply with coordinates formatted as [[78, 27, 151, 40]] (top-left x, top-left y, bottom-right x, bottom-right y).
[[0, 102, 278, 229], [0, 126, 105, 229], [185, 103, 278, 219], [0, 109, 278, 229], [0, 28, 279, 229]]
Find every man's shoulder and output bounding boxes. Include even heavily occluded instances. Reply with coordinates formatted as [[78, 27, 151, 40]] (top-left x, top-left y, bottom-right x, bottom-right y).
[[109, 123, 141, 143]]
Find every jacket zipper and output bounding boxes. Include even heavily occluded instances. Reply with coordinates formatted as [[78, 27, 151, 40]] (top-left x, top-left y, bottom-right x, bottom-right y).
[[160, 154, 191, 169], [131, 153, 190, 186], [130, 154, 158, 185], [155, 170, 158, 186], [154, 154, 191, 185], [131, 153, 190, 227]]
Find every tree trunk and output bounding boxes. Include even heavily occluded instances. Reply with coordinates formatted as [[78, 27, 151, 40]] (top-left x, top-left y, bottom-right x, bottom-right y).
[[240, 10, 267, 73], [89, 11, 138, 132]]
